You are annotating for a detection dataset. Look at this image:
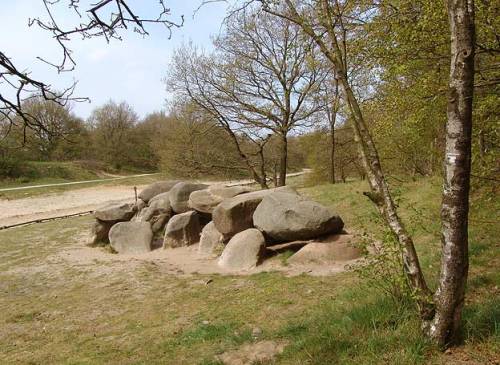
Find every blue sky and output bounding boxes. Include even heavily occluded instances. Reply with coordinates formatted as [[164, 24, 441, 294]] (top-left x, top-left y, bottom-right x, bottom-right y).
[[0, 0, 229, 119]]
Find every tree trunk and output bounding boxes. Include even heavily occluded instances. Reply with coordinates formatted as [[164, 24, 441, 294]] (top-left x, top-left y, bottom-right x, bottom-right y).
[[340, 76, 433, 315], [330, 125, 335, 184], [425, 0, 475, 348], [328, 78, 339, 184], [257, 142, 269, 190], [265, 0, 432, 315], [278, 132, 288, 186], [224, 126, 268, 189]]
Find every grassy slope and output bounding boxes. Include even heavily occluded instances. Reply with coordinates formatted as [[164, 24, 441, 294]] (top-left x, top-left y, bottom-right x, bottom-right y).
[[0, 174, 165, 200], [0, 178, 498, 364], [0, 161, 164, 200], [1, 161, 105, 186]]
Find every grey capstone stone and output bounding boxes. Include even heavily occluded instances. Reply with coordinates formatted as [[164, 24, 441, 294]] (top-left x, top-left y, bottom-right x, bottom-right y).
[[212, 186, 297, 239], [169, 182, 208, 213], [138, 180, 180, 203], [253, 192, 344, 241]]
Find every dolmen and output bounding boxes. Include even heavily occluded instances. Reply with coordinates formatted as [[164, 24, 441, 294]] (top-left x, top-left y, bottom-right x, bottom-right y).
[[88, 180, 361, 271]]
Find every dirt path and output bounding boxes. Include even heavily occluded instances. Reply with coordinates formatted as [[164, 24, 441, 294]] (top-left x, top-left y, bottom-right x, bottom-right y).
[[0, 173, 159, 192], [0, 171, 307, 227], [0, 184, 145, 227]]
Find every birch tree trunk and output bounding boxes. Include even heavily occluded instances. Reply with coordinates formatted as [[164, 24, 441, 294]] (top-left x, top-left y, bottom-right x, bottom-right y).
[[426, 0, 475, 347]]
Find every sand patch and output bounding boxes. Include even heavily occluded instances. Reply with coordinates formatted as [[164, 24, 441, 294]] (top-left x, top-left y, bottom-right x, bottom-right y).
[[217, 340, 288, 365], [49, 233, 359, 278]]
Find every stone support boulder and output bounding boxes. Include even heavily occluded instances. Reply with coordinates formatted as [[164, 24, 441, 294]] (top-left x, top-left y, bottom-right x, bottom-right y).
[[169, 182, 208, 214], [136, 192, 172, 224], [109, 221, 153, 254], [218, 228, 266, 271], [198, 221, 224, 255], [287, 234, 361, 265], [253, 192, 344, 241], [87, 220, 113, 246], [163, 211, 202, 248], [148, 191, 171, 205], [212, 186, 297, 239], [150, 214, 171, 234]]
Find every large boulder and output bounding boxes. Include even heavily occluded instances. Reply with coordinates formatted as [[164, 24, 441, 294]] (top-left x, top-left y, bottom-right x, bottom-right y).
[[132, 192, 173, 238], [87, 219, 113, 246], [163, 211, 202, 248], [169, 182, 208, 213], [136, 192, 172, 223], [109, 221, 153, 254], [287, 234, 361, 265], [212, 186, 297, 238], [218, 228, 266, 271], [138, 180, 179, 203], [253, 192, 344, 241], [188, 185, 255, 214], [148, 191, 171, 205], [94, 202, 135, 222], [198, 221, 224, 255]]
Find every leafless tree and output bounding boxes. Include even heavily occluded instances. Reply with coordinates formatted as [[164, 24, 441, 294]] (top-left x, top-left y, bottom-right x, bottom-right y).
[[168, 9, 326, 186], [169, 46, 274, 187], [0, 0, 183, 138]]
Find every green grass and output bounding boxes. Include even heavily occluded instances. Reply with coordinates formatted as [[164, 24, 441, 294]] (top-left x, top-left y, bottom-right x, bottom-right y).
[[0, 161, 105, 185], [277, 250, 295, 266], [0, 177, 498, 364]]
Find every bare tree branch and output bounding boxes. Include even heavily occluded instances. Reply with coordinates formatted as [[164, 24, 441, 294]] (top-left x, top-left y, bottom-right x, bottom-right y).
[[1, 0, 183, 138]]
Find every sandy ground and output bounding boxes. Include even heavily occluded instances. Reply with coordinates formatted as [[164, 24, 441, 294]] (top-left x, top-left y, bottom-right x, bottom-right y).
[[0, 184, 145, 227], [2, 229, 358, 278], [55, 239, 356, 277], [0, 173, 158, 192]]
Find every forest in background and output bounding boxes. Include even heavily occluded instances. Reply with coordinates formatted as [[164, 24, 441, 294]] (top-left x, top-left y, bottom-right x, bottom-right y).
[[1, 0, 496, 191]]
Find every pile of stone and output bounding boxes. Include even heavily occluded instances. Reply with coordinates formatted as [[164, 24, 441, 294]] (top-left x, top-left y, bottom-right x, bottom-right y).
[[88, 180, 360, 271]]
